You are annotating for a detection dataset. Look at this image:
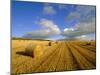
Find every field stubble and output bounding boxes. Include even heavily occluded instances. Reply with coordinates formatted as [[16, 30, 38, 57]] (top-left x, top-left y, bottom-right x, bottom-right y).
[[12, 40, 96, 74]]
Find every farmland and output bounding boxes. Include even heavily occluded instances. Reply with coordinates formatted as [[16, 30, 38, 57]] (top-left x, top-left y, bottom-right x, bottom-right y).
[[12, 39, 96, 74]]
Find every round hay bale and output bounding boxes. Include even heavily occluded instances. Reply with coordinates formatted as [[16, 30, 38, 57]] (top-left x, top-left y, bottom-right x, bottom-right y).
[[48, 42, 52, 46], [34, 45, 44, 58], [56, 41, 58, 44], [25, 43, 36, 57], [86, 42, 91, 45]]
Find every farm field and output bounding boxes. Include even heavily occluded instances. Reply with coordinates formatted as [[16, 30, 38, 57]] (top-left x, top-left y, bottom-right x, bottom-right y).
[[12, 40, 96, 75]]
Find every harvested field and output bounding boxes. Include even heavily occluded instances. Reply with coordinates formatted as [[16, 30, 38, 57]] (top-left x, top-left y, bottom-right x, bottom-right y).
[[12, 40, 96, 74]]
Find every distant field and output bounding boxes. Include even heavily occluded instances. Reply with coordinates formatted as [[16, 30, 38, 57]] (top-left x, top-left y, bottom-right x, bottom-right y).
[[12, 40, 96, 74]]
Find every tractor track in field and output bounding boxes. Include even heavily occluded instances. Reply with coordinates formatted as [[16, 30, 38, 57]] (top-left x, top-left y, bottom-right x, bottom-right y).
[[12, 41, 96, 74]]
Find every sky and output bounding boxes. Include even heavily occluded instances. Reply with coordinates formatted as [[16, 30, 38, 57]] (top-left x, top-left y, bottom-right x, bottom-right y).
[[12, 0, 96, 40]]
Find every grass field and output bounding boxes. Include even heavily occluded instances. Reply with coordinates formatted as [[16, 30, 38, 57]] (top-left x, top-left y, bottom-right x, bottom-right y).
[[12, 39, 96, 74]]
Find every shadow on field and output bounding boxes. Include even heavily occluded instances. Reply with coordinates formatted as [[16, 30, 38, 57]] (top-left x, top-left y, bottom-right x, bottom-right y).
[[16, 51, 34, 58]]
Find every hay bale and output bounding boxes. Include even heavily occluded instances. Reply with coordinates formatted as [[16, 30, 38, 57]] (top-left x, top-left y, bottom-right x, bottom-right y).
[[55, 41, 58, 44], [48, 42, 52, 46], [25, 43, 45, 58], [86, 42, 91, 45], [25, 44, 36, 57], [34, 45, 45, 58]]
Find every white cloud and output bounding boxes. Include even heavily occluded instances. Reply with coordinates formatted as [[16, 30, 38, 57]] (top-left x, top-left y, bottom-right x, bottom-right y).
[[67, 12, 81, 21], [39, 19, 61, 34], [75, 35, 87, 40], [64, 28, 75, 32], [76, 5, 95, 15], [62, 18, 95, 40], [43, 6, 56, 15], [75, 34, 95, 40], [23, 19, 61, 39], [63, 5, 96, 40], [66, 5, 96, 23], [76, 18, 95, 33]]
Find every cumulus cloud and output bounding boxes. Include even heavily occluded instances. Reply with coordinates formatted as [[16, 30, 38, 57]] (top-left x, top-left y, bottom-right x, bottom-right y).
[[39, 19, 61, 34], [75, 35, 86, 40], [43, 6, 56, 15], [75, 34, 95, 40], [76, 18, 95, 33], [67, 12, 81, 21], [63, 18, 95, 37], [66, 5, 96, 23], [23, 30, 51, 39], [63, 5, 96, 40], [23, 5, 95, 40], [23, 19, 61, 39], [76, 5, 95, 15]]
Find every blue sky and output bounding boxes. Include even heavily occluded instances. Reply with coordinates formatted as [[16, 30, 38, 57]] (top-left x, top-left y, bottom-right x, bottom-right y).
[[12, 0, 96, 40]]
